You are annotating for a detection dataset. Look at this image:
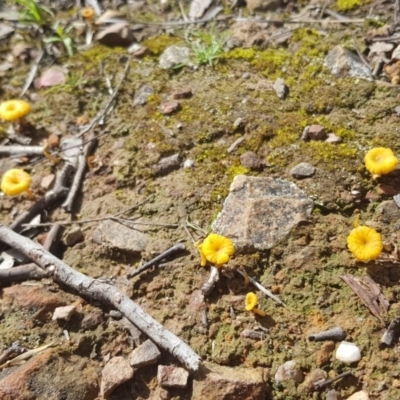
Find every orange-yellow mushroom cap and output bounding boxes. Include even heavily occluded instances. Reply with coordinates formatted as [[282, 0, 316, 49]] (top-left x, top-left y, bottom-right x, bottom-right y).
[[198, 233, 234, 267], [364, 147, 398, 177], [0, 100, 30, 122], [245, 292, 266, 316], [81, 7, 95, 21], [1, 169, 32, 196], [347, 226, 383, 261]]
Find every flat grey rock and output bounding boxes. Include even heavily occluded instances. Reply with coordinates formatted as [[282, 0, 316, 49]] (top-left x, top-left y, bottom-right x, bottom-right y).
[[290, 162, 316, 178], [212, 175, 313, 251], [159, 45, 190, 69], [130, 339, 161, 367], [93, 220, 147, 253], [325, 45, 372, 80]]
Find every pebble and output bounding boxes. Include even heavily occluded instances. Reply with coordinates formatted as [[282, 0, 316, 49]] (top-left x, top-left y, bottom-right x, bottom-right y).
[[154, 153, 182, 175], [159, 101, 180, 115], [133, 85, 154, 106], [157, 365, 189, 389], [40, 174, 55, 190], [290, 162, 316, 179], [274, 360, 304, 383], [346, 390, 369, 400], [52, 305, 76, 321], [95, 22, 134, 47], [183, 159, 194, 168], [273, 77, 289, 99], [130, 339, 161, 367], [172, 87, 192, 99], [159, 45, 190, 69], [307, 125, 327, 140], [63, 228, 84, 247], [100, 356, 134, 397], [240, 151, 262, 170], [325, 132, 342, 144], [335, 341, 361, 364]]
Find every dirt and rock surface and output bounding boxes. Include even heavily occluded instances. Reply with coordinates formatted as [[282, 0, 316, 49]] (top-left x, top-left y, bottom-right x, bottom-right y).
[[1, 0, 400, 399]]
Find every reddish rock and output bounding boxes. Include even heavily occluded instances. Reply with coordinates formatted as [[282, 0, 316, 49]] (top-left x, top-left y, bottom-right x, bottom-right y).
[[157, 365, 189, 389], [377, 184, 396, 195], [159, 101, 181, 115], [316, 341, 335, 367], [192, 365, 265, 400], [47, 133, 60, 148], [307, 125, 327, 140], [2, 285, 66, 312], [101, 357, 134, 397], [172, 87, 193, 99], [240, 151, 262, 170]]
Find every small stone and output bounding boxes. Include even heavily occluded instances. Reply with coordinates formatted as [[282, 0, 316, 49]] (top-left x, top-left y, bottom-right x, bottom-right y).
[[273, 77, 288, 99], [392, 44, 400, 60], [346, 390, 369, 400], [316, 341, 335, 367], [34, 66, 67, 89], [93, 220, 147, 253], [290, 162, 316, 179], [133, 85, 154, 106], [159, 101, 181, 115], [159, 45, 190, 69], [81, 311, 103, 330], [130, 339, 161, 367], [377, 184, 396, 196], [335, 341, 361, 364], [183, 159, 194, 168], [154, 153, 182, 175], [307, 125, 326, 140], [47, 133, 60, 148], [173, 87, 192, 99], [325, 45, 373, 80], [100, 356, 134, 397], [109, 310, 122, 320], [274, 360, 304, 383], [40, 174, 55, 190], [95, 22, 134, 47], [157, 365, 189, 389], [63, 227, 84, 247], [52, 305, 76, 321], [325, 132, 342, 144], [326, 389, 339, 400], [240, 151, 262, 170]]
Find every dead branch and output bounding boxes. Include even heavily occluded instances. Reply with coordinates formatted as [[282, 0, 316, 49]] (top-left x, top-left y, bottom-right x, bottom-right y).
[[10, 187, 69, 233], [127, 242, 186, 278], [0, 224, 200, 371], [0, 342, 27, 365], [61, 136, 97, 213], [0, 263, 47, 284], [0, 145, 44, 157], [20, 50, 44, 98], [381, 317, 400, 347], [201, 266, 220, 296]]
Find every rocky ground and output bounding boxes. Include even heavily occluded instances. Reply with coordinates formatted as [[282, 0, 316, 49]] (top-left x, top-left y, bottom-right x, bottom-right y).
[[1, 0, 400, 399]]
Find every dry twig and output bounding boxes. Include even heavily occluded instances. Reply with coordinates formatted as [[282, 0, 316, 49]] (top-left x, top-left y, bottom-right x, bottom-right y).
[[0, 224, 200, 371], [0, 145, 44, 157]]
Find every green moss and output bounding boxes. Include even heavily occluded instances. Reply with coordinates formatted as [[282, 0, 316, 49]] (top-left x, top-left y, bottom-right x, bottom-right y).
[[223, 48, 255, 60], [143, 34, 183, 55], [304, 141, 358, 167], [226, 165, 250, 181], [336, 0, 367, 11]]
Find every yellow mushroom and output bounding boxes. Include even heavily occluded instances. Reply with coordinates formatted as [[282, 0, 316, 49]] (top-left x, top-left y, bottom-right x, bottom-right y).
[[1, 169, 33, 198], [245, 292, 266, 317], [364, 147, 398, 178], [347, 226, 383, 261], [81, 7, 95, 23], [0, 100, 30, 122], [196, 233, 235, 267]]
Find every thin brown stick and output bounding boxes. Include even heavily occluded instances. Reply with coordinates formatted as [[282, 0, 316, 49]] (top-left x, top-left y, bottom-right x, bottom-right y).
[[10, 187, 69, 233], [0, 263, 47, 284], [61, 137, 97, 213], [0, 224, 200, 371], [127, 242, 186, 278]]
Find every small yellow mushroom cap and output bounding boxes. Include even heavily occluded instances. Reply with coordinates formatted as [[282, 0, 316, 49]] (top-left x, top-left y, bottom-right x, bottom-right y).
[[0, 100, 30, 122], [81, 7, 95, 21], [347, 226, 383, 261], [1, 169, 32, 196], [198, 233, 235, 267], [245, 292, 258, 311], [364, 147, 398, 176]]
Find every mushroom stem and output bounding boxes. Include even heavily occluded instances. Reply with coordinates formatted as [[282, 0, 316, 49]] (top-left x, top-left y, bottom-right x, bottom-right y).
[[252, 307, 266, 317]]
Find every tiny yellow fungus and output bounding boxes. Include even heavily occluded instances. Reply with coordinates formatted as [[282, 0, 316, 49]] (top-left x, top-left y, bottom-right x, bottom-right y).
[[0, 100, 30, 122], [197, 233, 235, 267], [81, 7, 95, 23], [347, 226, 383, 261], [364, 147, 398, 177], [1, 169, 32, 197], [245, 292, 266, 316]]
